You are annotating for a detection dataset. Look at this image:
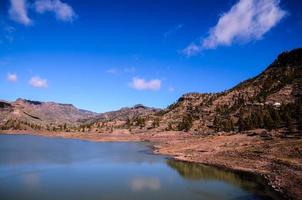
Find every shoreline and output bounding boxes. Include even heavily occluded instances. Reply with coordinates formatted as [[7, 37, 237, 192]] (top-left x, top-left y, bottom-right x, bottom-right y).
[[1, 130, 301, 200]]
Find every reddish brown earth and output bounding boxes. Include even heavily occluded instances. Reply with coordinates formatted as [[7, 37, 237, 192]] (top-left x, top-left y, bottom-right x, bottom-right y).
[[0, 130, 141, 142], [143, 132, 302, 200], [1, 130, 301, 200]]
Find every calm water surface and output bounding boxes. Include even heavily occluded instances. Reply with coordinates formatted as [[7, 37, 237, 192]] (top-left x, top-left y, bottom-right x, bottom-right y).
[[0, 134, 282, 200]]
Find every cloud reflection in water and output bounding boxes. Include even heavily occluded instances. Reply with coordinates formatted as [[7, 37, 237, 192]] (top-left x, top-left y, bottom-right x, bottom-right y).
[[130, 177, 161, 192]]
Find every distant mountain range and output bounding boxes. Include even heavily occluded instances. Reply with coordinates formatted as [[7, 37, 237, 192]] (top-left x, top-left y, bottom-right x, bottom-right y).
[[0, 98, 97, 131], [1, 48, 301, 134]]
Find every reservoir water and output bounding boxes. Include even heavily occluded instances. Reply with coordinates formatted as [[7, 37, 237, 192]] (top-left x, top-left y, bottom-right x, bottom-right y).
[[0, 134, 281, 200]]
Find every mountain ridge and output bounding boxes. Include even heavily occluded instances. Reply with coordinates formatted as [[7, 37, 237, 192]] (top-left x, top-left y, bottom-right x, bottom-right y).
[[1, 48, 301, 135]]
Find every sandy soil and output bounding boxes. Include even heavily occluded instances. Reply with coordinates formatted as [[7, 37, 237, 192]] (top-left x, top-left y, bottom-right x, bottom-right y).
[[1, 130, 301, 200]]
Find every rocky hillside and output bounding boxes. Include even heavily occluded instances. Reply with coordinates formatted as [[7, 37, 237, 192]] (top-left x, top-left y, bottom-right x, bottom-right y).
[[0, 98, 159, 133], [0, 99, 97, 131], [78, 104, 160, 133], [153, 48, 302, 134]]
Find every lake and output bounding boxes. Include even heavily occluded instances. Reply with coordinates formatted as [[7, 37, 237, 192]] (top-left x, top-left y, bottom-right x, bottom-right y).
[[0, 134, 282, 200]]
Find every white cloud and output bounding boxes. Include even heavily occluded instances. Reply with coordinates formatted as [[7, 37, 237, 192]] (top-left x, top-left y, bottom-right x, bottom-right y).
[[8, 0, 76, 25], [182, 43, 200, 57], [7, 73, 17, 82], [9, 0, 32, 25], [183, 0, 287, 56], [130, 77, 161, 91], [29, 76, 48, 88], [35, 0, 76, 22]]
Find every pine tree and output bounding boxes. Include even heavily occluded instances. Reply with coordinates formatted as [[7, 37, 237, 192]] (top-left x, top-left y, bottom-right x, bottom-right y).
[[238, 116, 246, 132], [125, 118, 131, 129], [177, 115, 192, 132], [264, 112, 274, 130], [213, 116, 220, 132]]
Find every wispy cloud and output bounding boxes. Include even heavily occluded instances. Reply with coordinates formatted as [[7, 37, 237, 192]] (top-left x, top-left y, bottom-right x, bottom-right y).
[[183, 0, 287, 56], [168, 86, 175, 92], [106, 67, 136, 75], [35, 0, 77, 22], [105, 68, 119, 75], [0, 56, 11, 66], [9, 0, 32, 25], [0, 24, 16, 44], [164, 24, 183, 38], [124, 66, 136, 73], [130, 77, 161, 91], [182, 43, 200, 57], [0, 59, 8, 66], [7, 73, 17, 82], [29, 76, 48, 88]]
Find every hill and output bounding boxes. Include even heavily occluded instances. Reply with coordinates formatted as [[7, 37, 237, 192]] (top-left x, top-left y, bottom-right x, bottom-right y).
[[145, 48, 302, 135]]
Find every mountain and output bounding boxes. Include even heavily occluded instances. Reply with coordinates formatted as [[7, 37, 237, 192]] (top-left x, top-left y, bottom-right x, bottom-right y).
[[83, 104, 159, 123], [1, 48, 301, 134], [78, 104, 161, 133], [0, 98, 159, 132], [0, 99, 97, 131], [77, 48, 301, 135], [154, 48, 302, 134]]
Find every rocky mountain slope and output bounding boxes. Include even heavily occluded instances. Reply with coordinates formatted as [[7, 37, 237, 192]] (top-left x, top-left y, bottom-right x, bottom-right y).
[[0, 99, 97, 131], [147, 48, 302, 135]]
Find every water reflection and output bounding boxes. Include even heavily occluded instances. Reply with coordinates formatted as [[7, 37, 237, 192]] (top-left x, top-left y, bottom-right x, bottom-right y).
[[167, 160, 282, 200], [130, 177, 161, 191], [0, 135, 283, 200], [0, 135, 161, 166], [21, 173, 40, 190]]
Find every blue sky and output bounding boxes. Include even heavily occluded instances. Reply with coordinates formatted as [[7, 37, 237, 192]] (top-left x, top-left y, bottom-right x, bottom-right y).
[[0, 0, 302, 112]]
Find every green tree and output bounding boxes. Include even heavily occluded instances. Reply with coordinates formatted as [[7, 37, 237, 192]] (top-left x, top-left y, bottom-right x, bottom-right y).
[[135, 117, 145, 129], [125, 118, 131, 129], [264, 113, 274, 130], [177, 115, 192, 132], [152, 118, 160, 128]]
